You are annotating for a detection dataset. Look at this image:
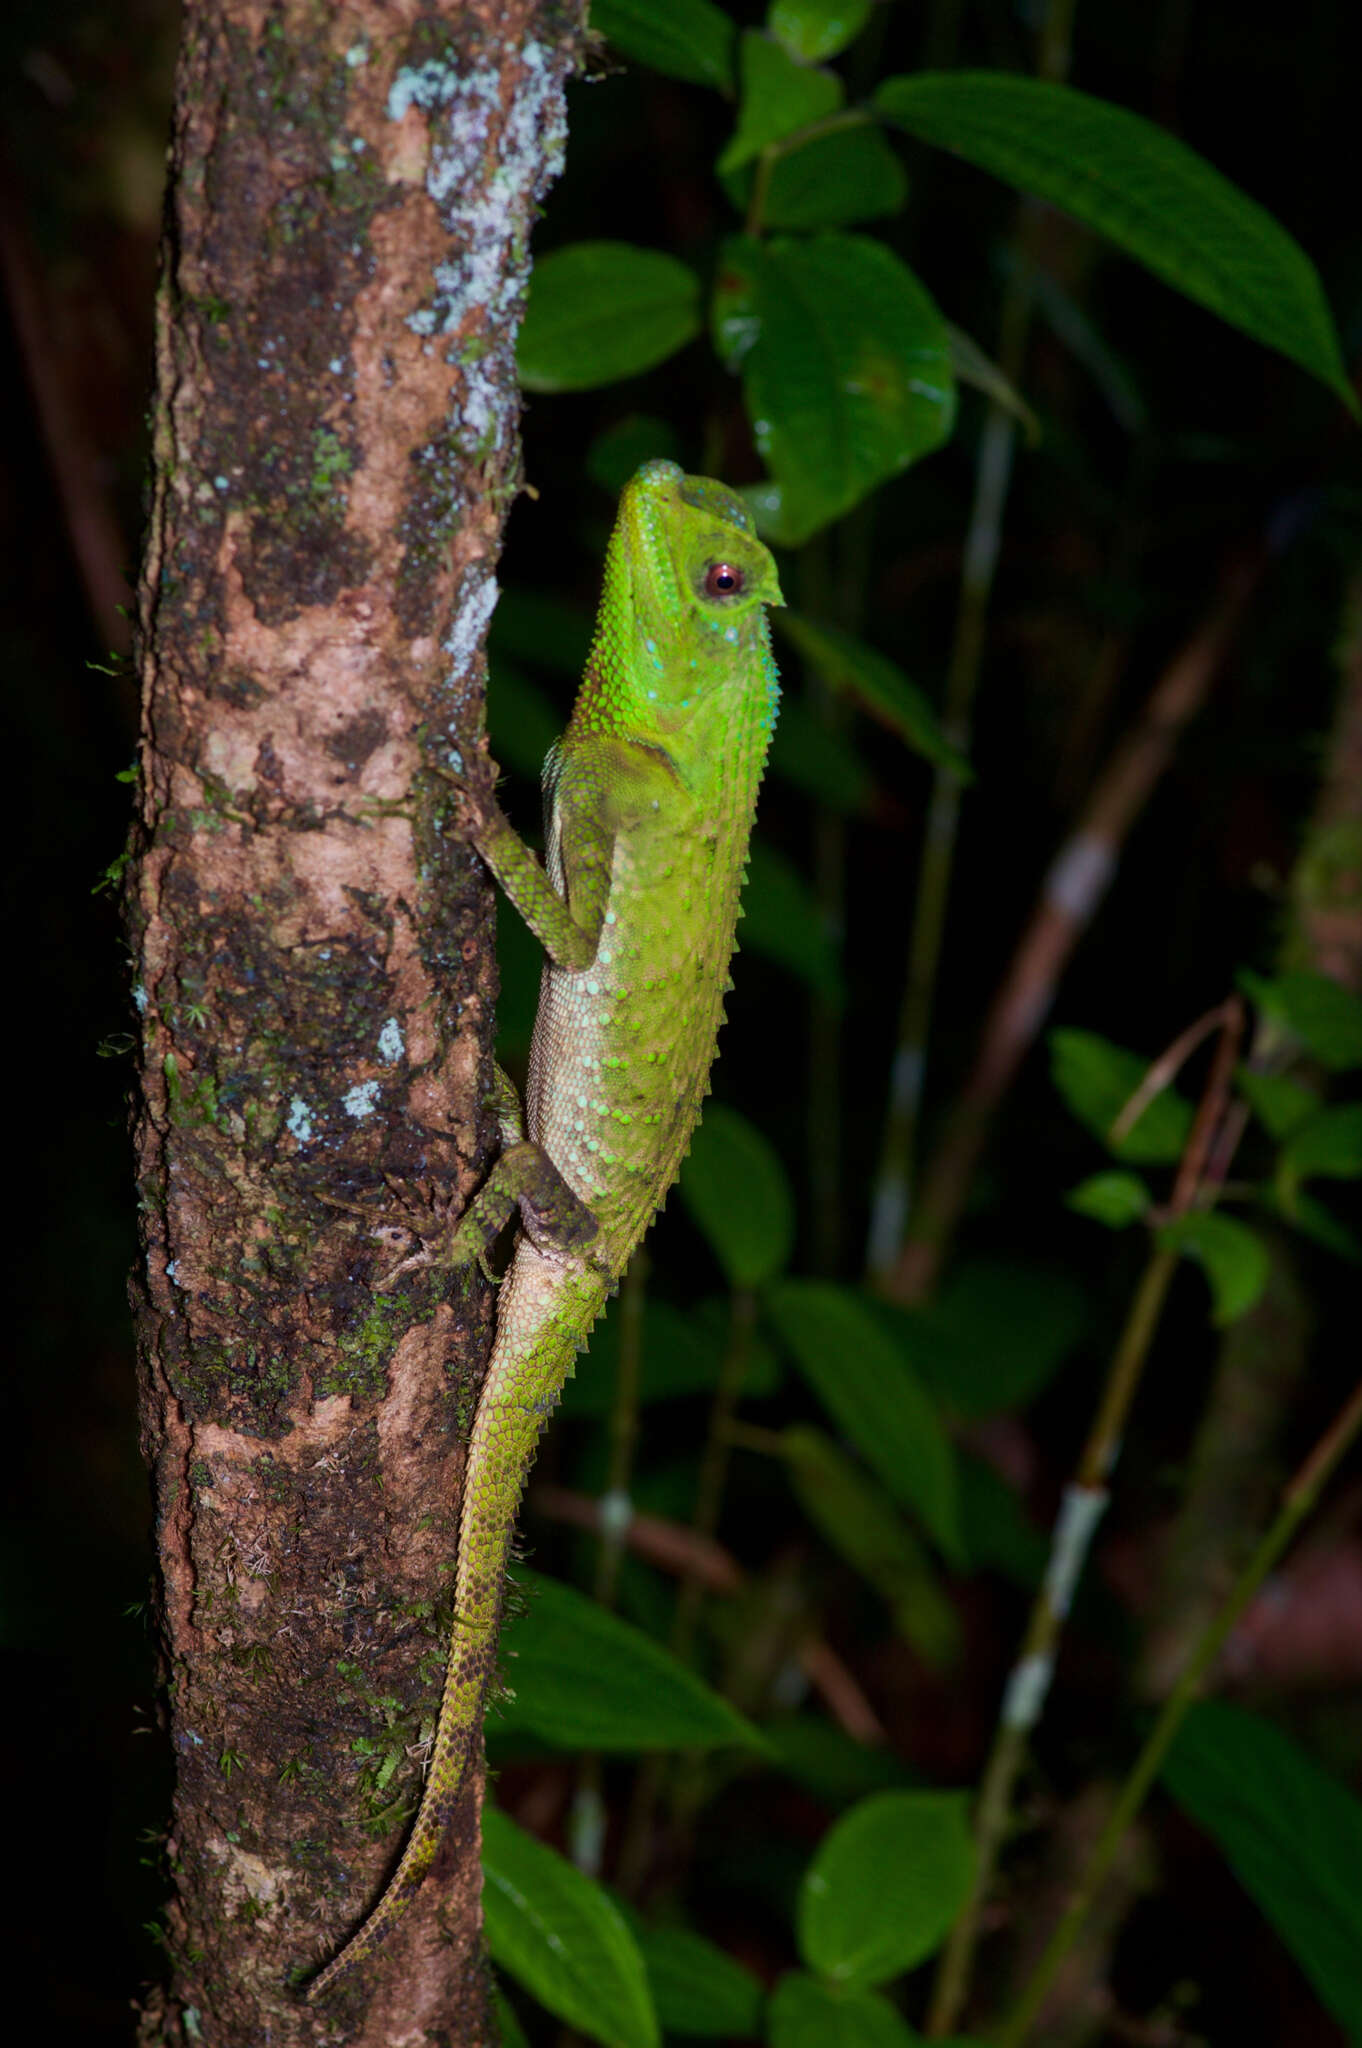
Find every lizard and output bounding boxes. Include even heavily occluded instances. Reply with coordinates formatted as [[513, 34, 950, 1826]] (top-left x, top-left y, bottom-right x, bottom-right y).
[[306, 458, 783, 1998]]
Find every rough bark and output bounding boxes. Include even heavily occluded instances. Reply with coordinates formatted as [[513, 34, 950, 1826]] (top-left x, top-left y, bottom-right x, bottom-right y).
[[127, 4, 578, 2040]]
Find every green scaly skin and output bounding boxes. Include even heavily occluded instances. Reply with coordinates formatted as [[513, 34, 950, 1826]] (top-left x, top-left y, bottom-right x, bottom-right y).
[[306, 460, 782, 1998]]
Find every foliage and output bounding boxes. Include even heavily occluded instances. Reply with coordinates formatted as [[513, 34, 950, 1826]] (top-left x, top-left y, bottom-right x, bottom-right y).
[[469, 1, 1362, 2039], [28, 0, 1362, 2038]]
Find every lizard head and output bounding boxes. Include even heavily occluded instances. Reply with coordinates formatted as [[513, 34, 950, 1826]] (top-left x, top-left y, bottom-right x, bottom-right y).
[[579, 459, 783, 738]]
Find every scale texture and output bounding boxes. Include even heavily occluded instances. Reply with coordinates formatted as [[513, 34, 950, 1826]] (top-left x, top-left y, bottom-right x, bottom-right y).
[[307, 461, 781, 1997]]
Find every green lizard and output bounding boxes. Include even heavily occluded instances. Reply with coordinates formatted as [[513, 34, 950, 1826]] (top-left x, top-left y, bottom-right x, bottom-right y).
[[307, 459, 782, 1998]]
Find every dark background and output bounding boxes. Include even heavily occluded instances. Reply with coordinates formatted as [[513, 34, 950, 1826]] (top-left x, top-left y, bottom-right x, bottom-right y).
[[3, 2, 1359, 2040]]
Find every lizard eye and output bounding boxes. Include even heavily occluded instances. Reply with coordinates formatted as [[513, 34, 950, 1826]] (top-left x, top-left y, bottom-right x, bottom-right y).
[[704, 562, 744, 599]]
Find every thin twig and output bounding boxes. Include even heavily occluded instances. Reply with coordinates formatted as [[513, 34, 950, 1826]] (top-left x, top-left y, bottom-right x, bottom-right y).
[[925, 1000, 1243, 2037]]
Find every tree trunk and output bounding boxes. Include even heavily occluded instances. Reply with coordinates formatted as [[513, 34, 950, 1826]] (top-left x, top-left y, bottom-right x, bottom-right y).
[[127, 5, 577, 2039]]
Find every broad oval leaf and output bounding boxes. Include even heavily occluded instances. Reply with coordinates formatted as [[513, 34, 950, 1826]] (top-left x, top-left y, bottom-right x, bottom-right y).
[[680, 1101, 796, 1287], [782, 1425, 959, 1667], [1162, 1701, 1362, 2041], [767, 1281, 960, 1557], [482, 1806, 660, 2048], [797, 1790, 975, 1988], [635, 1924, 764, 2037], [775, 611, 967, 773], [1158, 1210, 1271, 1325], [723, 120, 909, 231], [769, 0, 873, 64], [519, 244, 702, 392], [1239, 967, 1362, 1071], [497, 1568, 762, 1751], [590, 0, 736, 93], [1066, 1169, 1151, 1228], [875, 72, 1353, 407], [1049, 1027, 1194, 1164], [768, 1972, 921, 2048], [740, 838, 845, 1001], [713, 233, 955, 544], [719, 29, 843, 174]]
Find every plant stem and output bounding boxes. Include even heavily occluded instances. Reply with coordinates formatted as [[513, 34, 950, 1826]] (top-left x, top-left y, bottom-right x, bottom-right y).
[[997, 1372, 1362, 2046], [926, 1000, 1242, 2036], [923, 1243, 1177, 2036], [865, 0, 1077, 1282]]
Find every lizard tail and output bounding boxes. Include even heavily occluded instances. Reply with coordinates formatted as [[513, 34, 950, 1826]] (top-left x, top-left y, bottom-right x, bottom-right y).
[[305, 1251, 606, 2000]]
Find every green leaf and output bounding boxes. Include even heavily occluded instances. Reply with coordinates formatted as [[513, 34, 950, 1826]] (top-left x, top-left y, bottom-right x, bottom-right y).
[[1049, 1027, 1194, 1164], [1162, 1701, 1362, 2041], [482, 1806, 660, 2048], [1236, 1065, 1320, 1142], [767, 1715, 919, 1807], [741, 838, 845, 1001], [561, 1295, 779, 1417], [680, 1102, 796, 1287], [1066, 1169, 1152, 1228], [723, 120, 908, 230], [874, 1255, 1089, 1420], [767, 1282, 960, 1558], [586, 415, 681, 497], [782, 1425, 959, 1667], [635, 1925, 764, 2037], [769, 694, 873, 812], [497, 1569, 763, 1751], [590, 0, 736, 93], [713, 233, 955, 544], [768, 0, 873, 64], [519, 244, 702, 392], [874, 72, 1353, 408], [486, 660, 560, 779], [1239, 967, 1362, 1070], [768, 1972, 921, 2048], [1158, 1211, 1271, 1325], [796, 1790, 975, 1988], [719, 31, 843, 174], [1280, 1103, 1362, 1186], [776, 612, 968, 774]]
